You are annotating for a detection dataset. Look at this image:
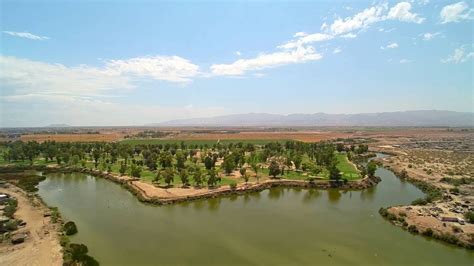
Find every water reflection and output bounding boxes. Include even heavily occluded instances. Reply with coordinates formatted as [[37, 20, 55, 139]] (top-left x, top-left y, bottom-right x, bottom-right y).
[[360, 187, 376, 201], [243, 194, 251, 204], [327, 189, 342, 203], [192, 199, 205, 210], [268, 187, 283, 200], [207, 198, 221, 212], [302, 189, 321, 203]]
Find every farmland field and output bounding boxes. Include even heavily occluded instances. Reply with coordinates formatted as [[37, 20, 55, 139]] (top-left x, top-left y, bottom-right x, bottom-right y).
[[120, 138, 289, 146]]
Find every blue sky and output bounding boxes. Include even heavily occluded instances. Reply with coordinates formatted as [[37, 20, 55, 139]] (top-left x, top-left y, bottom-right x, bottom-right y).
[[1, 0, 473, 127]]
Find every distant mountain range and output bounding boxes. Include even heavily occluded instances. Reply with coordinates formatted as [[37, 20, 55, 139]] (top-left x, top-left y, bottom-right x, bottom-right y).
[[153, 110, 474, 127], [46, 124, 72, 128]]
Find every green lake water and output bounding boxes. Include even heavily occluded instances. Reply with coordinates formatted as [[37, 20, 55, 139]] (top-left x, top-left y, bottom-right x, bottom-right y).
[[38, 157, 473, 265]]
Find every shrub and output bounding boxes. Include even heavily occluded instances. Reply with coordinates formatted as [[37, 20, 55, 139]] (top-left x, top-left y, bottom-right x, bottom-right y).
[[408, 225, 418, 233], [59, 235, 70, 247], [229, 182, 237, 190], [4, 220, 18, 231], [434, 233, 459, 245], [379, 207, 389, 217], [464, 211, 474, 223], [411, 198, 428, 206], [387, 213, 397, 221], [50, 207, 60, 223], [422, 228, 433, 237], [452, 226, 462, 233], [449, 187, 460, 194], [17, 175, 46, 192], [400, 169, 409, 179], [440, 177, 473, 186], [4, 204, 16, 218], [64, 221, 78, 235], [63, 243, 99, 266]]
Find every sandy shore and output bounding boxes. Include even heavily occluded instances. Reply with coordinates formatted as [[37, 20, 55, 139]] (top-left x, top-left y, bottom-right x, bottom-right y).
[[375, 153, 474, 248], [0, 185, 63, 266]]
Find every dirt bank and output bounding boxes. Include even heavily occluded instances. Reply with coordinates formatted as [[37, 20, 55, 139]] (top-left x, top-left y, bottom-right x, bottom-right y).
[[0, 185, 63, 265]]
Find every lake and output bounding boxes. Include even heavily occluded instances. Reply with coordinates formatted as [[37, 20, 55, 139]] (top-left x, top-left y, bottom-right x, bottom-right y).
[[38, 158, 473, 265]]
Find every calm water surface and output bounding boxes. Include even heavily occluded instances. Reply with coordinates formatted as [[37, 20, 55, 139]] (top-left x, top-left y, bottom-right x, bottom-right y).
[[38, 157, 473, 265]]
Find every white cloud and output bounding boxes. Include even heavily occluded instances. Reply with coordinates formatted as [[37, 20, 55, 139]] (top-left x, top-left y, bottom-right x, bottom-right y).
[[378, 27, 396, 33], [441, 46, 474, 63], [210, 45, 322, 76], [333, 47, 342, 54], [294, 32, 307, 37], [0, 56, 133, 99], [329, 5, 386, 35], [386, 2, 425, 23], [235, 51, 242, 56], [0, 54, 200, 106], [104, 56, 199, 83], [422, 32, 441, 41], [210, 2, 425, 77], [381, 42, 399, 50], [340, 33, 357, 39], [440, 2, 473, 24], [399, 59, 412, 63], [3, 31, 50, 40], [278, 33, 333, 49], [324, 2, 423, 37]]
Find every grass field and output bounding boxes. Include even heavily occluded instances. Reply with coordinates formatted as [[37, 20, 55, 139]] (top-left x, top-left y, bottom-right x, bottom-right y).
[[336, 153, 360, 180]]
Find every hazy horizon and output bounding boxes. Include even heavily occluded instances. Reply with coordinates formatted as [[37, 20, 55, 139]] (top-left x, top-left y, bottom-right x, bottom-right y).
[[1, 0, 473, 127], [0, 109, 472, 128]]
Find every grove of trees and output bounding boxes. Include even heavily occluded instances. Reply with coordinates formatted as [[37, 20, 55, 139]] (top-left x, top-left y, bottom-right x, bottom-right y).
[[1, 140, 373, 188]]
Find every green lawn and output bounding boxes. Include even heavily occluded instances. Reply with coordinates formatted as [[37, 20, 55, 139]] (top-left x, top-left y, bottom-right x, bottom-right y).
[[336, 153, 360, 180]]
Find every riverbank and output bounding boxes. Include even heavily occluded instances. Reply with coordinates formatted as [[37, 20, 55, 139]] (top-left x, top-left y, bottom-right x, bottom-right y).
[[0, 185, 63, 265], [375, 154, 474, 249]]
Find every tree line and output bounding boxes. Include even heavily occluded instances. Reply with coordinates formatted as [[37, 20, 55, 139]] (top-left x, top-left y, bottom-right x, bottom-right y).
[[1, 140, 374, 187]]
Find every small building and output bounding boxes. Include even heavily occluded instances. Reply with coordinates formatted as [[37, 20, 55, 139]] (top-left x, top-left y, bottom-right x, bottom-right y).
[[440, 216, 459, 223]]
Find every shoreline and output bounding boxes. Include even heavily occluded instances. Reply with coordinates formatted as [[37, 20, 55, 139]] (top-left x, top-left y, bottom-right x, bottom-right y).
[[374, 155, 474, 249], [0, 164, 381, 205]]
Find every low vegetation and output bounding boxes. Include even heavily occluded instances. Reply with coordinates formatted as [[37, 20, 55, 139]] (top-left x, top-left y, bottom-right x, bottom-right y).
[[63, 221, 78, 235]]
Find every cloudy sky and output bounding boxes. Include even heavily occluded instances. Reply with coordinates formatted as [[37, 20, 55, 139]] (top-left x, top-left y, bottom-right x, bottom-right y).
[[1, 0, 473, 127]]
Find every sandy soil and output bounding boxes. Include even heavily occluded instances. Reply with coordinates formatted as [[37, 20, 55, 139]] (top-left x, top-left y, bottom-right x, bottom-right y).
[[389, 204, 474, 246], [0, 186, 62, 266]]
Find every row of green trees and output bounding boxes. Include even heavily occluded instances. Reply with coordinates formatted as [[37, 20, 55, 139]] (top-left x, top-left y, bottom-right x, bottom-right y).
[[1, 140, 373, 185]]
